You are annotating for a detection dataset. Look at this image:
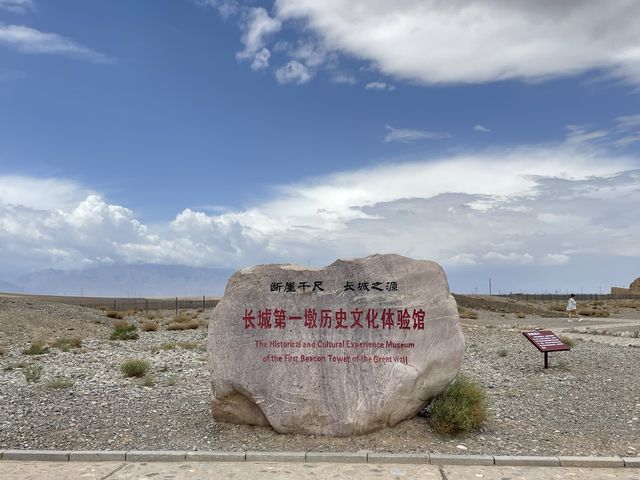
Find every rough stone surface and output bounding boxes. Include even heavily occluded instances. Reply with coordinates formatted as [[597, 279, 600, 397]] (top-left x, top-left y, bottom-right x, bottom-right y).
[[208, 254, 464, 436]]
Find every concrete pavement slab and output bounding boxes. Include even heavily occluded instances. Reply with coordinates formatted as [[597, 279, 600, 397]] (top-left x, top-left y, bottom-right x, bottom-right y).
[[107, 462, 442, 479], [444, 464, 640, 480], [0, 461, 123, 480], [2, 461, 640, 480]]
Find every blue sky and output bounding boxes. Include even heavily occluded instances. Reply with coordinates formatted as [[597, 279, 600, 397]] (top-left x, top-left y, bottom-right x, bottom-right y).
[[1, 0, 640, 293]]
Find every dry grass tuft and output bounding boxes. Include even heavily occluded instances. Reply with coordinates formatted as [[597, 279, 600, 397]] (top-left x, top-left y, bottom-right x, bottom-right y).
[[172, 312, 194, 324], [141, 321, 159, 332], [52, 337, 82, 352], [47, 377, 74, 389], [167, 320, 200, 330], [458, 308, 479, 320], [142, 373, 155, 387], [22, 341, 50, 356], [23, 364, 43, 382], [106, 310, 124, 319]]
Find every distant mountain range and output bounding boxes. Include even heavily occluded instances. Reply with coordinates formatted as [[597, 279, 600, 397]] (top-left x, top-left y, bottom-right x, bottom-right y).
[[0, 264, 235, 297], [0, 280, 20, 293]]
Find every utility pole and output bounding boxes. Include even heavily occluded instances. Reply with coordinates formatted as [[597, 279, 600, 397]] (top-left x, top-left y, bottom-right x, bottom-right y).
[[489, 278, 492, 296]]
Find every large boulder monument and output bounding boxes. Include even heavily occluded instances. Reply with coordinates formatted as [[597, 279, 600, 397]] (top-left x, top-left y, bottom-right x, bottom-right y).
[[207, 254, 464, 436]]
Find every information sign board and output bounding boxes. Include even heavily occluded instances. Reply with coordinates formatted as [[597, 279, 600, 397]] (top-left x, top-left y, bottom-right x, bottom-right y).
[[522, 330, 571, 368]]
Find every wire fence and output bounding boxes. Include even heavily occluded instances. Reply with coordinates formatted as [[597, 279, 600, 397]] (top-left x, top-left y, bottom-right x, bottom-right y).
[[494, 293, 640, 302], [8, 294, 220, 314]]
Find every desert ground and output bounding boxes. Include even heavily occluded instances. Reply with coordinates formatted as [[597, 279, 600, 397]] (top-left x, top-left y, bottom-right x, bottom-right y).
[[1, 293, 639, 457]]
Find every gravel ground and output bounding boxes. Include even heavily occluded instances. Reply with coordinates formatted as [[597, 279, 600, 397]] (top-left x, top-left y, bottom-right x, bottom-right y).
[[1, 296, 639, 456]]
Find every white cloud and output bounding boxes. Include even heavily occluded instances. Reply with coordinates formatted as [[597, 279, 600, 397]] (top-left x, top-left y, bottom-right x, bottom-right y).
[[274, 0, 640, 86], [197, 0, 238, 19], [474, 125, 491, 133], [275, 60, 311, 84], [614, 135, 640, 148], [448, 253, 478, 266], [615, 114, 640, 131], [484, 252, 534, 264], [542, 253, 571, 265], [330, 72, 356, 85], [236, 7, 281, 67], [565, 125, 609, 145], [365, 81, 394, 91], [0, 0, 34, 13], [0, 24, 111, 63], [250, 47, 270, 70], [0, 176, 94, 210], [1, 143, 639, 284], [384, 125, 451, 143], [289, 41, 331, 68]]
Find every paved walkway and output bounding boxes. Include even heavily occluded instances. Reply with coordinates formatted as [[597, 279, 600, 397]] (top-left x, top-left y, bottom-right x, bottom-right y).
[[1, 460, 639, 480]]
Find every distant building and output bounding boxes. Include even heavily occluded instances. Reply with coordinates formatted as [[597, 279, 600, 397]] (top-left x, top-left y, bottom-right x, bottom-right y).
[[611, 277, 640, 295]]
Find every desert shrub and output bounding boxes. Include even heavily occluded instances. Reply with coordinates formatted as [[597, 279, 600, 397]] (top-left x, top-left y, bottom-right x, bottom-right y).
[[172, 312, 193, 323], [142, 321, 159, 332], [177, 341, 198, 350], [106, 310, 124, 319], [0, 346, 6, 356], [145, 313, 157, 320], [22, 341, 50, 356], [23, 364, 43, 382], [594, 311, 610, 318], [160, 342, 176, 350], [52, 337, 82, 352], [559, 336, 576, 348], [121, 359, 150, 378], [47, 377, 73, 389], [497, 348, 508, 357], [429, 374, 487, 435], [167, 320, 199, 330], [515, 312, 526, 319], [142, 373, 155, 387], [459, 310, 478, 320], [110, 322, 139, 341]]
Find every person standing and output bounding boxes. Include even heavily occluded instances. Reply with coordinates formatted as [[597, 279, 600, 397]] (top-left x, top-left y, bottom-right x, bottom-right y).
[[566, 293, 580, 321]]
